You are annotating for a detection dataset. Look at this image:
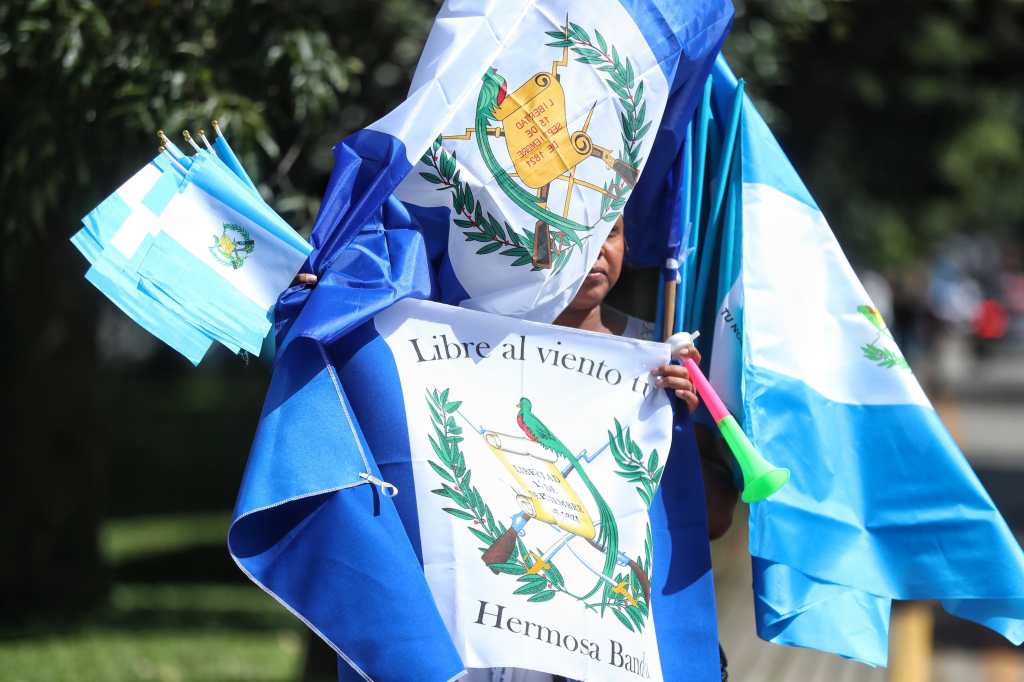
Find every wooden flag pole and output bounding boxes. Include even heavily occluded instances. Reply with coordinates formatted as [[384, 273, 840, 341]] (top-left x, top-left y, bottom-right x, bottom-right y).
[[662, 277, 677, 342]]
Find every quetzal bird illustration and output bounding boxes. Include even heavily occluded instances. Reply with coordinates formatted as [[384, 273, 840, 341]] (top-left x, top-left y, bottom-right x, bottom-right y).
[[475, 68, 586, 245], [857, 304, 887, 333], [517, 397, 619, 606]]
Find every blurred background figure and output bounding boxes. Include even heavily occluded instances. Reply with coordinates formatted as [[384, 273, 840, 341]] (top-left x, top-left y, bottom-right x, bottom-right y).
[[928, 249, 983, 394]]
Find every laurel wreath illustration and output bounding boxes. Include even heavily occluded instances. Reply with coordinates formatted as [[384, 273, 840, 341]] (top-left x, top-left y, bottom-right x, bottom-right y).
[[858, 305, 910, 370], [209, 222, 254, 270], [425, 387, 656, 632], [419, 143, 542, 268], [548, 22, 650, 226], [417, 21, 650, 273]]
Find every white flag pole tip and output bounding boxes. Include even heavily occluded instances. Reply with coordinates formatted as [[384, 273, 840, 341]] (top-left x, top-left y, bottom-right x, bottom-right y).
[[159, 146, 188, 175], [182, 129, 203, 153]]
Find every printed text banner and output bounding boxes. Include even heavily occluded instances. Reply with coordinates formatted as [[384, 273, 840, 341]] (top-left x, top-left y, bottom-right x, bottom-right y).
[[374, 299, 673, 681]]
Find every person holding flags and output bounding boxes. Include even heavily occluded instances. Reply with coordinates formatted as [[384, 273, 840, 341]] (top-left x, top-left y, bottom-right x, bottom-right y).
[[496, 212, 744, 681], [554, 215, 739, 682], [292, 214, 739, 541], [228, 3, 761, 679], [293, 215, 739, 682], [550, 216, 739, 541]]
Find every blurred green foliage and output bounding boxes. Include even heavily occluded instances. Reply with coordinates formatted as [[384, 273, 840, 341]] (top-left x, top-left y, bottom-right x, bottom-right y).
[[2, 513, 303, 682], [2, 585, 302, 682], [0, 0, 438, 623], [1, 0, 1018, 278], [100, 512, 230, 565], [1, 0, 437, 277], [726, 0, 1024, 266]]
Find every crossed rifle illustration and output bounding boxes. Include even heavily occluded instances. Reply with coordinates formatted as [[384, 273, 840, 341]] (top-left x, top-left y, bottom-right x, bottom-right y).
[[439, 15, 640, 268], [458, 411, 650, 606]]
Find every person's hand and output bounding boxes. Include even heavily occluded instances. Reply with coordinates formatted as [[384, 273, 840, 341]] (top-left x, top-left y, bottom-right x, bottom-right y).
[[293, 272, 318, 287], [651, 344, 702, 413]]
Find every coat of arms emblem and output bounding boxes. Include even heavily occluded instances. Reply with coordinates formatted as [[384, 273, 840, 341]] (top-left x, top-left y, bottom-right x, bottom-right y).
[[210, 222, 255, 270], [858, 305, 910, 370], [420, 18, 652, 271], [425, 389, 661, 633]]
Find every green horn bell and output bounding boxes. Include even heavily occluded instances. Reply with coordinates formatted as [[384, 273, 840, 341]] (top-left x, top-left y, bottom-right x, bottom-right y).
[[717, 415, 790, 503]]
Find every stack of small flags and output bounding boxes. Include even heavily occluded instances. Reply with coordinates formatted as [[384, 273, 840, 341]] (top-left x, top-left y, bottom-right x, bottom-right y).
[[71, 122, 311, 364]]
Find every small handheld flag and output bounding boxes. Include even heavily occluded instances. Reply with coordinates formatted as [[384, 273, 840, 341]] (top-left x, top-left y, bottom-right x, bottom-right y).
[[72, 122, 311, 363]]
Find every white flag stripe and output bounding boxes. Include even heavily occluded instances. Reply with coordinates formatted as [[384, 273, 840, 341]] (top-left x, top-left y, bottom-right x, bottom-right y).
[[378, 2, 536, 164], [114, 162, 163, 207], [709, 277, 744, 417], [374, 298, 671, 681], [156, 182, 307, 311], [391, 0, 669, 323], [109, 208, 160, 260], [742, 182, 929, 408], [107, 163, 166, 259]]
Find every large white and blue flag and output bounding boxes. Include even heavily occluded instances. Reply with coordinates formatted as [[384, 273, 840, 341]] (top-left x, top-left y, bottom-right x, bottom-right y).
[[694, 57, 1024, 665], [301, 0, 733, 321], [234, 294, 719, 681], [373, 300, 674, 679], [231, 1, 734, 680]]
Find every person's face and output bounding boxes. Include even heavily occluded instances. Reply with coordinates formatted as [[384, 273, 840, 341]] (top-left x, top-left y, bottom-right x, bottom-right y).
[[567, 215, 625, 310]]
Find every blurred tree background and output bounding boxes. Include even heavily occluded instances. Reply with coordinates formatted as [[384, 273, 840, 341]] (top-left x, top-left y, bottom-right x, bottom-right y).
[[1, 0, 1021, 679], [1, 1, 439, 678], [725, 0, 1024, 267]]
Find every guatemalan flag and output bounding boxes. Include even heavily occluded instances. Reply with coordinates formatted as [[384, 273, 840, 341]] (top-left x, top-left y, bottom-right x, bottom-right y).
[[71, 140, 311, 363], [696, 57, 1024, 665], [71, 158, 217, 365], [229, 1, 734, 681]]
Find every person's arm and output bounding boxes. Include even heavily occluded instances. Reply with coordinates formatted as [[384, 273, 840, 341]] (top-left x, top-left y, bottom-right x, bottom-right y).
[[694, 423, 739, 540]]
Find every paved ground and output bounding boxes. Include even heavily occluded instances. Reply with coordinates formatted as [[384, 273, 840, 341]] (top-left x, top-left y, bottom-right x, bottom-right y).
[[932, 343, 1024, 682], [711, 340, 1024, 682]]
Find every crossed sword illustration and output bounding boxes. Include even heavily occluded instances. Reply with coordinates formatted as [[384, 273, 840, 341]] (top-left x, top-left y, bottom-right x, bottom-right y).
[[443, 102, 638, 208], [441, 29, 639, 267], [458, 410, 651, 605]]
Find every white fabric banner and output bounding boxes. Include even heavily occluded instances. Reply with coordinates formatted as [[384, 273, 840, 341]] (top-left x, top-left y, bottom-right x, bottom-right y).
[[374, 299, 674, 681], [381, 0, 670, 322]]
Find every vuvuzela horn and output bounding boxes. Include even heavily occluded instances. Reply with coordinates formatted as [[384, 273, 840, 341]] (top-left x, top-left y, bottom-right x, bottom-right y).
[[668, 332, 790, 503]]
